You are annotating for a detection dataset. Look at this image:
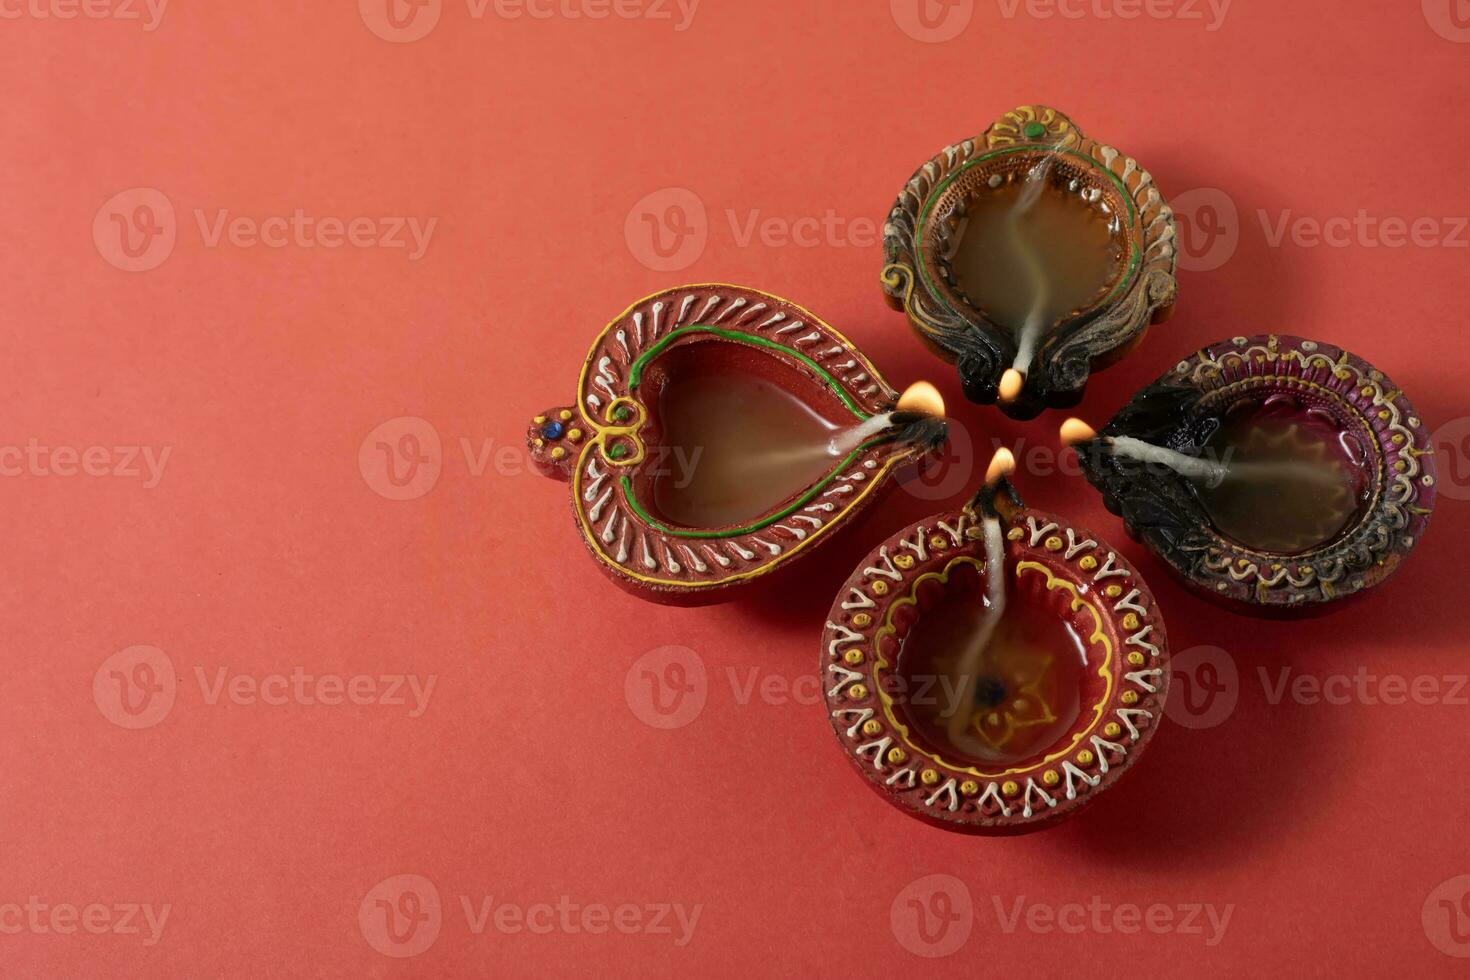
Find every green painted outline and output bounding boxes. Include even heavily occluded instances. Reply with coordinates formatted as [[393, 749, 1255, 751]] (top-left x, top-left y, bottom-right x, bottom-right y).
[[619, 437, 886, 539], [915, 145, 1143, 324], [620, 323, 889, 539], [627, 325, 870, 420]]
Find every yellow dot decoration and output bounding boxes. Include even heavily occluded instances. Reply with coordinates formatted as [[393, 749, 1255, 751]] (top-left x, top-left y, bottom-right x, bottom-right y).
[[1044, 536, 1063, 552], [851, 613, 872, 628], [533, 415, 546, 424], [1104, 722, 1122, 738], [849, 684, 868, 700], [1006, 527, 1024, 541], [1105, 585, 1123, 598], [1121, 691, 1139, 705], [1077, 750, 1095, 766], [567, 428, 583, 442], [887, 747, 907, 764], [843, 649, 864, 665], [968, 527, 985, 540], [550, 447, 566, 460], [1042, 770, 1060, 787], [1127, 652, 1146, 667], [559, 410, 573, 421], [862, 720, 882, 736], [871, 581, 889, 596], [960, 780, 979, 796], [920, 769, 940, 786], [930, 535, 948, 550], [1001, 780, 1020, 797], [1121, 613, 1140, 631], [1079, 555, 1098, 571], [894, 555, 915, 570]]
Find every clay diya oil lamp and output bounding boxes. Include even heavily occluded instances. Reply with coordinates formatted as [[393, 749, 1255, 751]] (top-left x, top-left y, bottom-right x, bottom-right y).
[[822, 450, 1170, 834], [528, 284, 950, 605], [1064, 335, 1437, 614], [882, 104, 1178, 419]]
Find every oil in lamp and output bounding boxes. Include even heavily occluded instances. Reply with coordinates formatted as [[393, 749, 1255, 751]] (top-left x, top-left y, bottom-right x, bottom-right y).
[[882, 104, 1178, 419], [528, 284, 950, 604], [1064, 334, 1436, 613], [822, 448, 1171, 833]]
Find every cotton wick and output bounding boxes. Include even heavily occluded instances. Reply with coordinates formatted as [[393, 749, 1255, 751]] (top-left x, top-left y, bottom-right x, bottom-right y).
[[944, 447, 1013, 750], [1060, 416, 1228, 487]]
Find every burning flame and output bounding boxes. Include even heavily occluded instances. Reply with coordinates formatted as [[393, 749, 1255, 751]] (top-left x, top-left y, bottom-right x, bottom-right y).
[[998, 369, 1024, 404], [1059, 417, 1098, 446], [896, 380, 945, 418], [985, 447, 1017, 487]]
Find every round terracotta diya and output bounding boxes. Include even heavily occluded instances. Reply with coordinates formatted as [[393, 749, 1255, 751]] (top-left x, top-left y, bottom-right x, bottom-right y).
[[882, 104, 1178, 420], [1070, 334, 1437, 614], [528, 284, 949, 605], [822, 466, 1170, 833]]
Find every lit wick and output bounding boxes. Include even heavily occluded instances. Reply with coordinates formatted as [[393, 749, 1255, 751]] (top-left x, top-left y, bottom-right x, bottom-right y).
[[942, 447, 1016, 751], [998, 368, 1025, 405], [1060, 417, 1229, 487], [896, 380, 945, 417], [998, 149, 1062, 406], [828, 381, 947, 456]]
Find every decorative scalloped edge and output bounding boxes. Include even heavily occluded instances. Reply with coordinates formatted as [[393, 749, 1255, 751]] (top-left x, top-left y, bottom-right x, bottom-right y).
[[1080, 334, 1437, 611], [822, 505, 1170, 834], [532, 284, 937, 600], [881, 105, 1178, 415]]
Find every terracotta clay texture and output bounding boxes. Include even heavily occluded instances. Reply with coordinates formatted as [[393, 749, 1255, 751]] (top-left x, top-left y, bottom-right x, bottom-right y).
[[821, 486, 1170, 834], [883, 104, 1178, 419], [1076, 335, 1436, 614], [530, 283, 947, 605]]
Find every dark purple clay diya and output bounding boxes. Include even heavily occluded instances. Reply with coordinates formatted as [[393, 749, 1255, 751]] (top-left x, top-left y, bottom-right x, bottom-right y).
[[1065, 335, 1436, 614], [882, 104, 1178, 420], [822, 451, 1170, 834], [528, 284, 949, 605]]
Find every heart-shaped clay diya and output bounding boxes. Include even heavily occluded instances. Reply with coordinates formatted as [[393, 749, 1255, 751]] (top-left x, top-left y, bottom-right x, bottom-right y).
[[882, 104, 1178, 419], [1067, 335, 1436, 614], [822, 454, 1169, 833], [529, 284, 949, 605]]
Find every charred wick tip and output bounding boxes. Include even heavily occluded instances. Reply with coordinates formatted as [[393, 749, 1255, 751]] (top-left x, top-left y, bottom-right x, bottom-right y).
[[891, 415, 949, 452]]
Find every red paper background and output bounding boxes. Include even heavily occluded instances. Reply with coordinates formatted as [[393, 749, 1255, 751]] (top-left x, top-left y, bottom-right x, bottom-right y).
[[5, 1, 1469, 976]]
